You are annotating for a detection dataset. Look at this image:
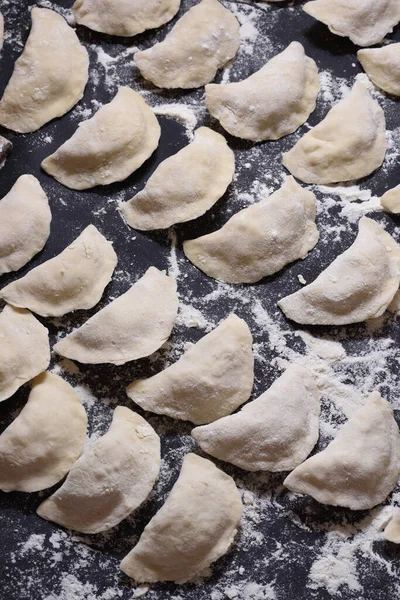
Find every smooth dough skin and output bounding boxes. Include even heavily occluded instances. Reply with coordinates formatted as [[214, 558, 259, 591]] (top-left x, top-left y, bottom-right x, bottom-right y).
[[384, 508, 400, 543], [205, 42, 320, 142], [0, 8, 89, 133], [134, 0, 240, 89], [358, 44, 400, 97], [381, 184, 400, 214], [284, 392, 400, 510], [120, 453, 242, 583], [282, 81, 386, 185]]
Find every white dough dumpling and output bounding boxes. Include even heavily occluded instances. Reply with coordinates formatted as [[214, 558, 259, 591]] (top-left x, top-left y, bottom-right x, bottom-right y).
[[384, 508, 400, 543], [0, 8, 89, 133], [381, 184, 400, 214], [358, 44, 400, 97], [42, 87, 160, 190], [134, 0, 240, 89], [120, 453, 242, 583]]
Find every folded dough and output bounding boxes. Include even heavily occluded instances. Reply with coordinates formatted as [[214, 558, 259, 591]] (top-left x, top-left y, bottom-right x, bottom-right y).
[[134, 0, 240, 89], [0, 175, 51, 276], [381, 184, 400, 214], [358, 43, 400, 97], [121, 127, 235, 230], [205, 42, 320, 141], [37, 407, 160, 533], [41, 87, 160, 190], [183, 176, 319, 284], [0, 8, 89, 133], [54, 266, 178, 365], [120, 453, 242, 583], [284, 391, 400, 510], [282, 81, 386, 184], [1, 225, 117, 317], [126, 314, 254, 424], [0, 305, 50, 402], [384, 508, 400, 543]]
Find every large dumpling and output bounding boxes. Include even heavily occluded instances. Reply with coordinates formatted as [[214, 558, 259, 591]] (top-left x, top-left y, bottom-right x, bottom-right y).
[[381, 184, 400, 214], [0, 8, 89, 133], [41, 87, 160, 190], [358, 43, 400, 97]]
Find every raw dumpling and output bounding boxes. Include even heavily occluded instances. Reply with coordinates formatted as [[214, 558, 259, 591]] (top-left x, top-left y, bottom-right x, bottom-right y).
[[205, 42, 320, 142], [134, 0, 240, 89], [381, 184, 400, 214], [54, 266, 178, 365], [121, 127, 235, 230], [183, 176, 319, 284], [303, 0, 400, 47], [278, 217, 400, 325], [41, 87, 160, 190], [126, 314, 254, 424], [0, 175, 51, 276], [192, 364, 320, 472], [358, 44, 400, 97], [120, 453, 242, 583], [37, 407, 160, 533], [0, 305, 50, 402], [284, 392, 400, 510], [0, 372, 87, 492], [384, 508, 400, 543], [0, 225, 117, 317], [73, 0, 180, 36], [282, 81, 386, 184], [0, 8, 89, 133]]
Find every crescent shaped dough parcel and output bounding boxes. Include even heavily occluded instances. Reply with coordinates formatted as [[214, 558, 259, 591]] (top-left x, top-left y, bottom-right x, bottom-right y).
[[183, 176, 319, 284], [134, 0, 240, 89], [278, 217, 400, 326], [384, 508, 400, 543], [41, 87, 160, 190], [282, 81, 386, 184], [205, 42, 320, 142], [192, 363, 320, 472], [120, 453, 242, 583], [358, 44, 400, 97], [54, 266, 178, 365], [126, 314, 254, 424], [284, 391, 400, 510], [0, 372, 87, 493], [0, 225, 117, 318], [0, 175, 51, 276], [0, 8, 89, 133], [37, 407, 160, 533], [381, 184, 400, 214]]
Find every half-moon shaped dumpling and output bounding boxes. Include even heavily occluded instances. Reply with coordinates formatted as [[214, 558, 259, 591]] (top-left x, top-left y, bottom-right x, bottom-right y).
[[134, 0, 240, 89], [381, 184, 400, 214], [0, 8, 89, 133], [183, 176, 319, 284], [54, 266, 178, 365], [41, 87, 160, 190], [284, 391, 400, 510], [0, 225, 117, 317], [126, 314, 254, 424], [121, 127, 235, 230], [37, 407, 160, 533], [0, 305, 50, 402], [384, 508, 400, 543], [358, 44, 400, 96], [0, 372, 87, 492], [192, 363, 320, 472], [282, 81, 386, 184], [278, 217, 400, 325], [205, 42, 320, 142], [0, 175, 51, 276], [120, 453, 242, 583], [303, 0, 400, 47], [73, 0, 180, 36]]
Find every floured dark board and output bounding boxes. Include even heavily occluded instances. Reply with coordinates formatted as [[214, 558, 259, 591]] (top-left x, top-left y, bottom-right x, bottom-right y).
[[0, 1, 400, 599]]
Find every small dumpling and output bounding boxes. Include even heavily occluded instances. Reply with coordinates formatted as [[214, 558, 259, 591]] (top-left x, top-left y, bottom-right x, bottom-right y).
[[384, 508, 400, 543], [0, 225, 117, 317], [0, 175, 51, 276], [54, 266, 178, 365], [0, 372, 87, 492], [381, 184, 400, 214], [37, 407, 160, 533], [205, 42, 320, 142], [282, 81, 386, 184], [183, 176, 319, 284], [134, 0, 240, 89], [120, 453, 242, 583], [126, 314, 254, 424], [0, 8, 89, 133], [278, 217, 400, 326], [284, 392, 400, 510], [358, 44, 400, 97], [42, 87, 160, 190], [0, 305, 50, 402]]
